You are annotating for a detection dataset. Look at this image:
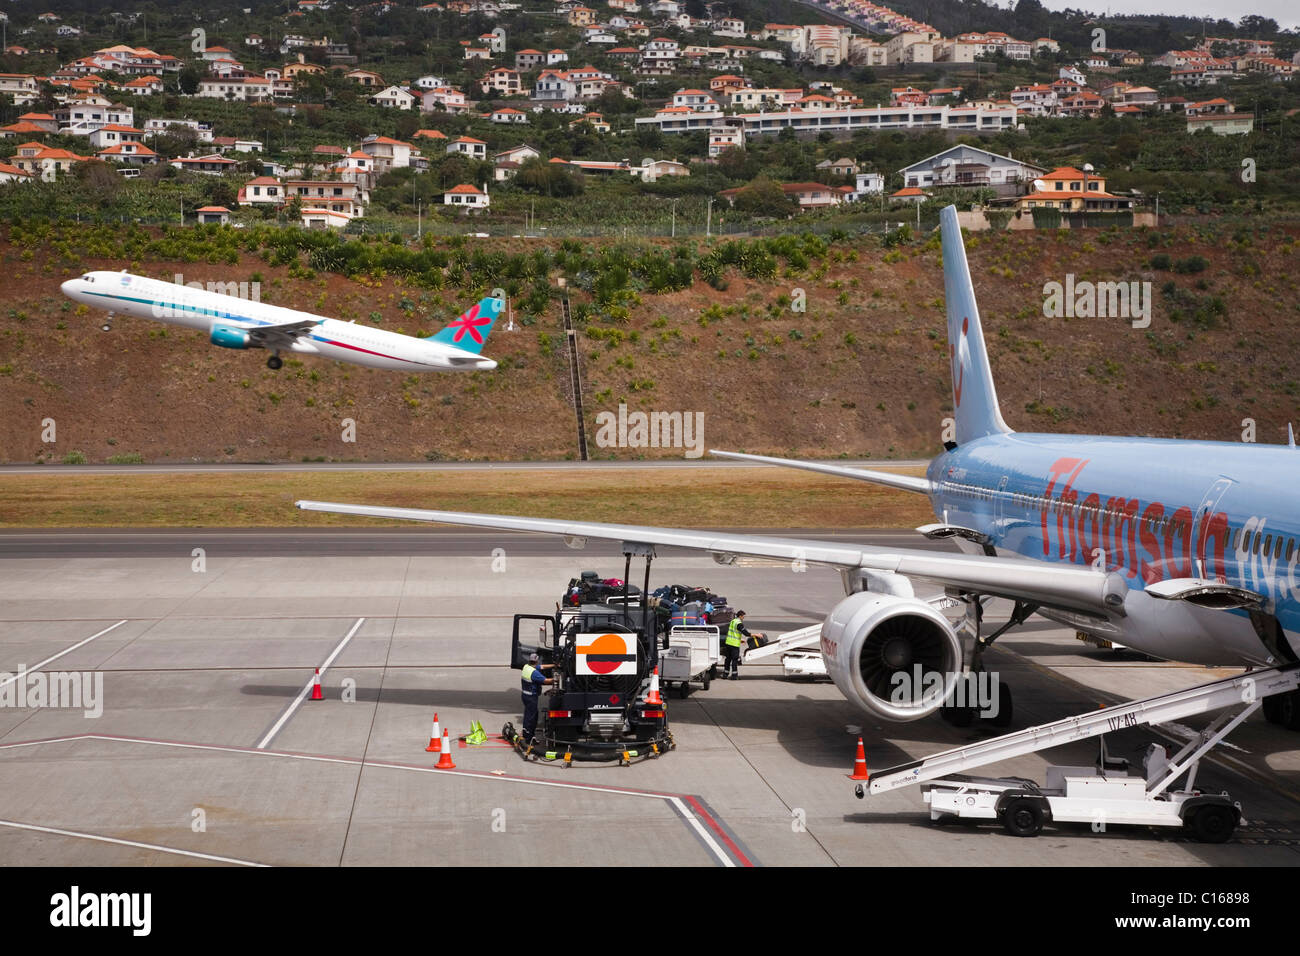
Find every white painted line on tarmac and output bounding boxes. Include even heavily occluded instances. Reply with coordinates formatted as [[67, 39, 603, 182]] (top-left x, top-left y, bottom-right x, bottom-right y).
[[0, 818, 267, 866], [0, 733, 744, 865], [668, 796, 733, 867], [0, 620, 127, 690], [256, 617, 364, 750]]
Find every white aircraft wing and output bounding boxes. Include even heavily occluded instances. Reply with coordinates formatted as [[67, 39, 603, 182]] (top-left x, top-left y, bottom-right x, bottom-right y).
[[708, 450, 933, 494], [246, 320, 321, 350], [294, 500, 1128, 617]]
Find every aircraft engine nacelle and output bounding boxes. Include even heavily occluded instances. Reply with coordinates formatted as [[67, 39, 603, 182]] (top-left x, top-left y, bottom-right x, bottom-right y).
[[210, 324, 250, 350], [821, 592, 962, 722]]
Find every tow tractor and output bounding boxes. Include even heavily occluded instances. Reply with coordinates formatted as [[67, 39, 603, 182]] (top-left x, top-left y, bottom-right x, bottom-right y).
[[859, 664, 1300, 842], [502, 544, 674, 765]]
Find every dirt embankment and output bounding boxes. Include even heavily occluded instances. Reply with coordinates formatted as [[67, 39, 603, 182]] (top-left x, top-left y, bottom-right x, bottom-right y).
[[2, 225, 1297, 465]]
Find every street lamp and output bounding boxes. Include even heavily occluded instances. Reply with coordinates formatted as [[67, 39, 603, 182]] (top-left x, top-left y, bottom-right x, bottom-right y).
[[1081, 162, 1094, 228]]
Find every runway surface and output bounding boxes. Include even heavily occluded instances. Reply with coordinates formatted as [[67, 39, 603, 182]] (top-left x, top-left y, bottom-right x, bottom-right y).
[[1, 530, 1298, 866]]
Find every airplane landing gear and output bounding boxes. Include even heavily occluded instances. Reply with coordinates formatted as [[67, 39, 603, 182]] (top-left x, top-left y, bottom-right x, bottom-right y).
[[101, 311, 115, 332], [267, 352, 283, 370]]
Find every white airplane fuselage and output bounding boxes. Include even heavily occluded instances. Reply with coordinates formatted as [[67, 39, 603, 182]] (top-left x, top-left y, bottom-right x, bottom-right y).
[[61, 271, 496, 372]]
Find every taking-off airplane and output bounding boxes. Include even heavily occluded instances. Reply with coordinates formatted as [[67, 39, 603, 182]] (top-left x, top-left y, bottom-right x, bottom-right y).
[[298, 205, 1300, 731], [61, 271, 502, 372]]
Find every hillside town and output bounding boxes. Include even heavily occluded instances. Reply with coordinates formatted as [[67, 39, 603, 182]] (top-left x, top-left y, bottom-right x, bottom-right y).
[[0, 0, 1293, 231]]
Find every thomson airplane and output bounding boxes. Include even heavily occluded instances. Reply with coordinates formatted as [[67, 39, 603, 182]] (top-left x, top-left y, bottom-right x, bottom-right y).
[[60, 271, 502, 371], [298, 205, 1300, 729]]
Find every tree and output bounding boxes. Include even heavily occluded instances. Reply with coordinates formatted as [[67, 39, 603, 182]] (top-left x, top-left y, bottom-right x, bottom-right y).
[[178, 66, 200, 96], [731, 177, 797, 218], [515, 157, 583, 197]]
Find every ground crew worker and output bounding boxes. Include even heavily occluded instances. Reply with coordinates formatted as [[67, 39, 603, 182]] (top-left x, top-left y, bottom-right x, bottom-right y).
[[723, 611, 753, 680], [521, 652, 556, 743]]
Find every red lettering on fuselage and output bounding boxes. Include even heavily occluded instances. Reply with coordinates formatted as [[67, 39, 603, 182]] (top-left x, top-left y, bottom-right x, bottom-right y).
[[1032, 470, 1227, 586], [1139, 502, 1165, 584], [1043, 457, 1088, 557]]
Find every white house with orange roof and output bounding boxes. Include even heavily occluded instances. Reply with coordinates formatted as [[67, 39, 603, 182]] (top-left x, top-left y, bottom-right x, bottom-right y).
[[14, 111, 57, 133], [546, 49, 570, 65], [534, 69, 577, 101], [444, 183, 490, 211], [94, 140, 156, 166], [420, 87, 469, 113], [55, 99, 135, 135], [490, 107, 529, 124], [346, 69, 385, 87], [481, 67, 522, 95], [121, 75, 164, 95], [447, 135, 487, 160], [197, 76, 271, 101], [360, 135, 416, 171], [88, 124, 145, 150], [286, 180, 367, 218], [238, 176, 284, 206], [707, 126, 743, 158], [671, 88, 718, 110], [1014, 166, 1132, 213], [0, 162, 33, 184], [10, 142, 89, 179], [515, 49, 546, 70]]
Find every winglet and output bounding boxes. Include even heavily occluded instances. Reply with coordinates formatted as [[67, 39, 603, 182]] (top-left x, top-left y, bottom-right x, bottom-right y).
[[427, 296, 504, 355], [940, 205, 1010, 443]]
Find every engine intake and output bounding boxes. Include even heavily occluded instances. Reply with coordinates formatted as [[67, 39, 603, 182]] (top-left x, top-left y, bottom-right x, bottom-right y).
[[821, 592, 962, 721]]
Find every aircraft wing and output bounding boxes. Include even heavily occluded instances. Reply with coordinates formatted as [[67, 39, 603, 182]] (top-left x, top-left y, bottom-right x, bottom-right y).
[[294, 500, 1128, 617], [708, 450, 933, 494], [245, 320, 321, 350]]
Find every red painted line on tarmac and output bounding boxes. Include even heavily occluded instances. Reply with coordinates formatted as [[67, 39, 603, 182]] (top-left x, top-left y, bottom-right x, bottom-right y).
[[680, 794, 755, 868]]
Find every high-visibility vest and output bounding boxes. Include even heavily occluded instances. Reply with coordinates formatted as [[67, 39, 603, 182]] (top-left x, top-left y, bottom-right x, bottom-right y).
[[725, 619, 743, 648], [521, 663, 540, 694]]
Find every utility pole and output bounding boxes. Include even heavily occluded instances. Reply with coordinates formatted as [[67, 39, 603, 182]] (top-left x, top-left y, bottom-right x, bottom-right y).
[[417, 200, 421, 239], [706, 197, 713, 237], [670, 198, 679, 238]]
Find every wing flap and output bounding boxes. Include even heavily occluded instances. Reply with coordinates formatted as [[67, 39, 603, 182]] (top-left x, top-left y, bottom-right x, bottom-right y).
[[247, 320, 320, 349]]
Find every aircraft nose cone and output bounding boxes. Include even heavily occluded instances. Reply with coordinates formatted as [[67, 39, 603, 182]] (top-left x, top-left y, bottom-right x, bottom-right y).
[[60, 279, 76, 297]]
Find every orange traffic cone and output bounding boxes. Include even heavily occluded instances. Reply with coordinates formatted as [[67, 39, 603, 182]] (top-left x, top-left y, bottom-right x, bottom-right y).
[[434, 729, 456, 769], [310, 668, 323, 701], [646, 667, 663, 706], [425, 713, 442, 752], [848, 736, 870, 781]]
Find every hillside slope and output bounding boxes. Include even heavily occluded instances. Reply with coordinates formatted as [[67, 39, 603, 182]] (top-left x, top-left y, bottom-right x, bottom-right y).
[[2, 223, 1298, 464]]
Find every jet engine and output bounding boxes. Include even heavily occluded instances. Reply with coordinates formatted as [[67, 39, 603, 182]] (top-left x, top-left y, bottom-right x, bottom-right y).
[[210, 324, 251, 349], [821, 591, 963, 721]]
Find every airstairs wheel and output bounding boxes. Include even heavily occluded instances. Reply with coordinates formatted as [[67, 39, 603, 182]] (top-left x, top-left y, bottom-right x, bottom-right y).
[[1001, 797, 1044, 837]]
